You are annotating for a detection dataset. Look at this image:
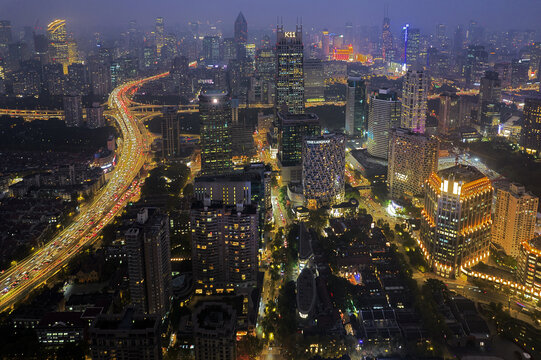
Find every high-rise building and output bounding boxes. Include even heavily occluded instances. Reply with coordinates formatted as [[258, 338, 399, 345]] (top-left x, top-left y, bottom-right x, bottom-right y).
[[277, 112, 321, 183], [155, 17, 165, 55], [89, 308, 162, 360], [463, 45, 488, 86], [125, 208, 172, 318], [421, 165, 493, 278], [193, 302, 237, 360], [275, 25, 304, 114], [302, 133, 346, 209], [493, 183, 538, 257], [47, 19, 70, 74], [478, 70, 502, 137], [401, 69, 429, 133], [517, 237, 541, 294], [199, 90, 233, 176], [520, 97, 541, 156], [382, 16, 393, 62], [202, 36, 220, 64], [161, 107, 181, 159], [402, 25, 420, 66], [438, 92, 460, 135], [388, 128, 439, 199], [86, 102, 105, 129], [304, 58, 325, 102], [191, 199, 258, 295], [234, 12, 247, 59], [366, 89, 401, 159], [322, 30, 330, 60], [63, 95, 83, 127], [345, 77, 368, 136], [0, 20, 12, 56]]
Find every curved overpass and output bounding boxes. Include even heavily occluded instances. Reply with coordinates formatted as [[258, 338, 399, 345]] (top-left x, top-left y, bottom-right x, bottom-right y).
[[0, 73, 168, 313]]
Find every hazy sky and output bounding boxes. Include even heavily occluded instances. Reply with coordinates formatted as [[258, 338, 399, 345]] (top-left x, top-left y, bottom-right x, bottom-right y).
[[2, 0, 541, 34]]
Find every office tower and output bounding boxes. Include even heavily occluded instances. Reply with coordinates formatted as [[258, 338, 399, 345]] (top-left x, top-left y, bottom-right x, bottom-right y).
[[161, 107, 181, 159], [255, 48, 275, 80], [222, 38, 237, 62], [467, 20, 484, 45], [463, 45, 488, 86], [125, 208, 172, 318], [420, 165, 493, 278], [43, 63, 65, 95], [494, 61, 512, 88], [193, 302, 236, 360], [517, 237, 541, 293], [0, 20, 12, 55], [366, 89, 401, 159], [275, 25, 304, 114], [202, 36, 220, 64], [321, 30, 330, 60], [86, 102, 105, 129], [47, 19, 69, 74], [155, 17, 165, 55], [234, 12, 247, 59], [191, 199, 258, 295], [277, 112, 321, 183], [382, 14, 393, 62], [63, 95, 83, 127], [89, 308, 162, 360], [453, 26, 464, 56], [493, 183, 538, 258], [199, 90, 233, 176], [402, 25, 420, 66], [478, 71, 502, 137], [511, 58, 530, 87], [345, 77, 368, 136], [67, 63, 89, 95], [388, 128, 439, 199], [302, 133, 346, 208], [436, 23, 447, 49], [304, 58, 325, 102], [88, 58, 112, 96], [520, 97, 541, 156], [401, 69, 429, 133], [438, 92, 460, 135]]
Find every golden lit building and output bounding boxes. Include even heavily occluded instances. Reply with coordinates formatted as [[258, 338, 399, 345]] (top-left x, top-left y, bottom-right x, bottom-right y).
[[517, 237, 541, 295], [420, 165, 493, 278], [47, 19, 70, 74], [492, 183, 538, 257], [388, 128, 439, 199]]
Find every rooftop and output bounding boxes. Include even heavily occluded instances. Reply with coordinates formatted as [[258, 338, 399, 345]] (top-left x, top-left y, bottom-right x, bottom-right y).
[[438, 164, 487, 184]]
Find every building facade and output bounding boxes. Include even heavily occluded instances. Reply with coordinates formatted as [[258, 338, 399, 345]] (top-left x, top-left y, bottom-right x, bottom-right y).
[[366, 89, 401, 159], [492, 183, 538, 257], [345, 77, 368, 136], [401, 69, 429, 133], [521, 97, 541, 156], [125, 208, 172, 318], [193, 303, 236, 360], [387, 128, 439, 199], [517, 237, 541, 295], [63, 95, 83, 127], [302, 133, 346, 209], [420, 165, 493, 278], [275, 25, 304, 114], [199, 90, 233, 176]]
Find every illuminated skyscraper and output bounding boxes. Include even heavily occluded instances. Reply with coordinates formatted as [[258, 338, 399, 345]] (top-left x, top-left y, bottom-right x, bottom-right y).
[[302, 133, 346, 209], [382, 16, 393, 62], [234, 12, 247, 59], [277, 112, 320, 183], [401, 69, 429, 133], [520, 97, 541, 156], [388, 128, 439, 199], [304, 58, 324, 103], [438, 92, 460, 135], [366, 89, 401, 159], [322, 30, 330, 60], [493, 183, 538, 258], [517, 237, 541, 293], [344, 77, 368, 136], [47, 19, 70, 74], [161, 107, 181, 159], [155, 17, 165, 55], [420, 165, 493, 278], [402, 25, 420, 66], [199, 90, 233, 176], [202, 36, 220, 64], [478, 70, 502, 137], [276, 25, 304, 114]]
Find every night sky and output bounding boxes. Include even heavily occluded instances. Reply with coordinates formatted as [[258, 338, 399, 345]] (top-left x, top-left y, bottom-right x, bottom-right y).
[[1, 0, 540, 34]]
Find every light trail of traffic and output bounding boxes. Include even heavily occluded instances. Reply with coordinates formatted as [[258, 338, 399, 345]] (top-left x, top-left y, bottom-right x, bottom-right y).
[[0, 72, 169, 313]]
